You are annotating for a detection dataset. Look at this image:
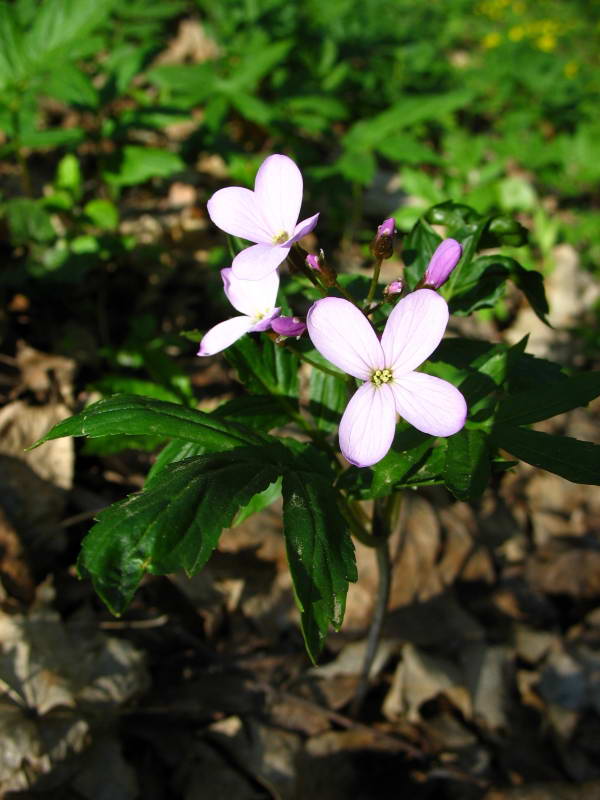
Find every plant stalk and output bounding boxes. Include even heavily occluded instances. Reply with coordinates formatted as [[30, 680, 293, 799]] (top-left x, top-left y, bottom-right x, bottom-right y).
[[350, 497, 392, 716]]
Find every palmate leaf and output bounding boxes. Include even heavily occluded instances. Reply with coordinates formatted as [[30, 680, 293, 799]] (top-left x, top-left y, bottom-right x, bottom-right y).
[[79, 448, 282, 614]]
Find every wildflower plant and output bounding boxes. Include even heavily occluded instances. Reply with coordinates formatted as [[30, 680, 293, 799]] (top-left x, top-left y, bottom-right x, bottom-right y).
[[34, 154, 600, 677]]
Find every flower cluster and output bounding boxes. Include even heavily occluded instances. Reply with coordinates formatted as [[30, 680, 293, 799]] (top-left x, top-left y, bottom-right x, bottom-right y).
[[200, 154, 467, 467]]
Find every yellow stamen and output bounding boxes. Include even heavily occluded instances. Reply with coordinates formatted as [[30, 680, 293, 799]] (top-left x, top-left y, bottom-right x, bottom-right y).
[[371, 368, 393, 387]]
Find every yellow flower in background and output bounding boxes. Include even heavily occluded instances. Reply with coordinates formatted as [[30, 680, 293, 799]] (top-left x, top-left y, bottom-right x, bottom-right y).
[[483, 32, 502, 48], [509, 25, 525, 41], [512, 0, 525, 13], [564, 61, 579, 78], [536, 33, 557, 51]]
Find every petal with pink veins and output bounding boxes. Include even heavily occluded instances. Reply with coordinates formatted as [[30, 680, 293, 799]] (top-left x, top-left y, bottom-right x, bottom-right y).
[[339, 382, 397, 467], [391, 371, 467, 437], [381, 289, 449, 375], [254, 154, 303, 239], [231, 243, 291, 280], [307, 297, 384, 380], [207, 187, 273, 243], [221, 267, 279, 316], [197, 316, 254, 357]]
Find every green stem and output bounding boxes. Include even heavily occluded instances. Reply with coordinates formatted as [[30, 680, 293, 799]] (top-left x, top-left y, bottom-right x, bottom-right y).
[[350, 496, 394, 716], [282, 342, 343, 380], [366, 257, 383, 304]]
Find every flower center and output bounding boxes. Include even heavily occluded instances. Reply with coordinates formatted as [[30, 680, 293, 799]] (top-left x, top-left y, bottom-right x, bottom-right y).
[[371, 367, 393, 387], [272, 230, 289, 245]]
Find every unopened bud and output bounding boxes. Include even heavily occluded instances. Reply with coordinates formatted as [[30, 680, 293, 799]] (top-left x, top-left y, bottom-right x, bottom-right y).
[[306, 253, 321, 271], [422, 239, 462, 289], [384, 279, 403, 298], [307, 249, 337, 287], [271, 316, 307, 338], [371, 217, 396, 260]]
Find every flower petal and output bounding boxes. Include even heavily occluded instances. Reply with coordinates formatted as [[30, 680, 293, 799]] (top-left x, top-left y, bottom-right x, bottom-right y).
[[381, 288, 449, 375], [391, 371, 467, 437], [271, 315, 307, 337], [339, 382, 397, 467], [221, 267, 279, 316], [307, 297, 384, 380], [254, 154, 303, 239], [286, 212, 320, 245], [197, 316, 253, 356], [231, 243, 290, 280], [207, 187, 273, 243], [250, 308, 280, 332]]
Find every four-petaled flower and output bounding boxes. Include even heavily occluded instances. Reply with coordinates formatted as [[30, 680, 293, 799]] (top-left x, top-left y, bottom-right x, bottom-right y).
[[207, 154, 319, 281], [307, 290, 467, 467], [197, 268, 280, 356]]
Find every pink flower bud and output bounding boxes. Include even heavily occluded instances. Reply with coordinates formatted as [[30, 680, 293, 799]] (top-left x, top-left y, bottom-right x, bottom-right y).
[[372, 218, 396, 260], [384, 279, 403, 296], [423, 239, 462, 289], [271, 316, 307, 338], [306, 253, 321, 271]]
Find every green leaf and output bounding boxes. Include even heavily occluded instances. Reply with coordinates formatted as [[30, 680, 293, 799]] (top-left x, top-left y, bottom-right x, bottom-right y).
[[24, 0, 116, 75], [18, 127, 84, 148], [232, 476, 282, 526], [44, 63, 99, 108], [282, 463, 356, 663], [370, 428, 433, 497], [212, 394, 291, 432], [79, 448, 281, 614], [444, 428, 490, 501], [0, 2, 27, 87], [55, 153, 81, 194], [491, 425, 600, 485], [84, 199, 119, 231], [448, 255, 509, 316], [309, 370, 347, 433], [509, 262, 550, 324], [31, 394, 268, 452], [5, 198, 55, 245], [402, 218, 442, 289], [145, 439, 207, 487], [103, 146, 184, 187], [226, 336, 299, 401], [497, 372, 600, 426]]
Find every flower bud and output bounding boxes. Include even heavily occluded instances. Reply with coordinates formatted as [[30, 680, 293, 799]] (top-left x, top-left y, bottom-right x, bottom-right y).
[[307, 249, 337, 287], [271, 316, 307, 338], [306, 253, 321, 271], [371, 218, 396, 260], [423, 239, 462, 289], [384, 279, 403, 297]]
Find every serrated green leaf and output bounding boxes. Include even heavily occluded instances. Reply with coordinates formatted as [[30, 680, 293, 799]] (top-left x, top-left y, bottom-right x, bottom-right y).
[[444, 428, 490, 501], [79, 448, 281, 614], [31, 394, 268, 451], [497, 371, 600, 426], [491, 424, 600, 485], [232, 476, 282, 526], [282, 465, 356, 663]]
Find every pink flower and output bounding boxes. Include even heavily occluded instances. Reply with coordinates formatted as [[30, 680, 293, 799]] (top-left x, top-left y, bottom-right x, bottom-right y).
[[423, 239, 462, 289], [197, 268, 280, 356], [207, 154, 319, 281], [306, 290, 467, 467]]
